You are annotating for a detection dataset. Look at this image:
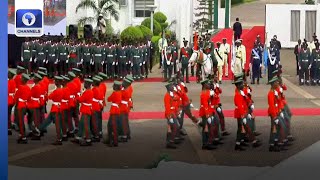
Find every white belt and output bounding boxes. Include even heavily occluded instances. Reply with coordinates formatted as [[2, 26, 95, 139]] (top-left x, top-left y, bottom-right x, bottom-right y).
[[60, 53, 67, 55], [182, 55, 187, 57], [61, 99, 68, 103], [85, 53, 91, 56], [24, 50, 30, 52], [129, 98, 132, 102], [211, 105, 214, 108], [31, 97, 40, 101], [120, 56, 127, 58], [52, 102, 60, 106], [9, 93, 14, 96], [18, 98, 27, 102], [170, 107, 175, 110], [121, 101, 128, 105], [40, 95, 45, 98], [95, 54, 102, 57], [235, 106, 238, 109], [134, 56, 140, 58], [275, 104, 278, 107], [49, 54, 56, 57], [82, 103, 92, 106], [39, 53, 44, 55], [93, 98, 100, 102], [111, 103, 119, 108], [107, 55, 114, 57], [70, 95, 75, 98], [77, 92, 80, 96], [302, 60, 308, 62]]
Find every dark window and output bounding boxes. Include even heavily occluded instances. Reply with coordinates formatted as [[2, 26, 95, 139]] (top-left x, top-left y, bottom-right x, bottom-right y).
[[135, 10, 151, 18]]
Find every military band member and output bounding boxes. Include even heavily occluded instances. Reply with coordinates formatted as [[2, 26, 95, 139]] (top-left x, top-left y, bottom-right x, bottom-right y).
[[298, 43, 311, 85], [250, 43, 263, 84], [221, 38, 230, 77], [8, 69, 16, 135], [14, 74, 31, 144], [180, 38, 191, 83], [311, 42, 320, 85]]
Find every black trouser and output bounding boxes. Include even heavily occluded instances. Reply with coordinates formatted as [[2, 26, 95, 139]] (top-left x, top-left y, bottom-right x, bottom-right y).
[[47, 61, 55, 78], [267, 64, 277, 82], [94, 61, 102, 75], [106, 62, 113, 77], [164, 63, 173, 80], [144, 60, 149, 77], [234, 33, 241, 41], [173, 58, 177, 74], [159, 53, 162, 68], [295, 56, 299, 75], [150, 52, 154, 72], [299, 64, 309, 83], [119, 62, 126, 78], [181, 64, 189, 82], [191, 65, 195, 76], [83, 61, 91, 76], [59, 60, 67, 75]]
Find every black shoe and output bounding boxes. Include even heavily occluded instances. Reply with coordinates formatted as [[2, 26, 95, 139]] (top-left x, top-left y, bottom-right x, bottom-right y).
[[80, 141, 92, 146], [92, 137, 101, 143], [202, 144, 217, 150], [74, 129, 79, 134], [240, 142, 249, 147], [31, 135, 41, 140], [284, 141, 293, 146], [254, 132, 262, 136], [166, 143, 177, 149], [288, 136, 295, 142], [213, 140, 224, 145], [67, 132, 74, 138], [243, 137, 249, 143], [219, 81, 222, 84], [174, 139, 182, 144], [40, 131, 45, 137], [119, 137, 128, 143], [235, 144, 245, 151], [186, 81, 190, 83], [251, 81, 255, 84], [8, 130, 12, 136], [52, 140, 62, 146], [222, 131, 231, 136], [17, 138, 28, 144], [279, 145, 288, 151], [62, 136, 68, 141], [180, 131, 187, 136], [27, 132, 34, 138], [70, 139, 80, 144], [252, 142, 262, 148], [269, 145, 280, 152], [43, 129, 48, 133]]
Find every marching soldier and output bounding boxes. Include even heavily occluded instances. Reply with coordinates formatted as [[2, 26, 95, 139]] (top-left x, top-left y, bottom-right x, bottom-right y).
[[37, 70, 49, 125], [311, 41, 320, 85], [267, 41, 280, 82], [21, 38, 32, 72], [221, 38, 230, 77], [298, 42, 311, 85], [72, 68, 82, 132], [214, 42, 224, 84], [163, 41, 174, 82], [107, 81, 122, 147], [119, 78, 132, 142], [14, 74, 31, 144], [72, 78, 94, 146], [57, 39, 69, 75], [8, 69, 16, 135], [180, 38, 191, 83], [250, 43, 263, 84], [60, 76, 71, 141], [66, 71, 78, 136], [91, 77, 103, 142], [98, 72, 108, 137]]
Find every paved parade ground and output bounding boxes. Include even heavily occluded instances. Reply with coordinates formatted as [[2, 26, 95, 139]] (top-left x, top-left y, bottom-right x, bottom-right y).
[[8, 49, 320, 169]]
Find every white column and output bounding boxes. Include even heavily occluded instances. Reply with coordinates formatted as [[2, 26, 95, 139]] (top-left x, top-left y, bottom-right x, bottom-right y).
[[300, 10, 306, 41], [150, 11, 154, 32]]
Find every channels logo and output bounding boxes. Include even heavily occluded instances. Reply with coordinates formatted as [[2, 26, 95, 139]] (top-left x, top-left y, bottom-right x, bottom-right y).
[[15, 9, 43, 37]]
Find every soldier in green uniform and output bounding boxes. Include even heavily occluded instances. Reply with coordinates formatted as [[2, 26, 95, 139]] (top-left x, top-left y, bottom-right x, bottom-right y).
[[298, 43, 312, 85], [21, 37, 32, 72], [127, 42, 133, 75], [58, 39, 69, 75], [82, 40, 93, 77], [171, 40, 179, 74], [35, 39, 46, 70], [47, 40, 59, 78], [111, 40, 118, 79], [92, 40, 104, 75], [31, 38, 40, 73], [105, 41, 115, 79], [163, 40, 174, 81], [132, 42, 141, 80], [68, 40, 78, 70], [180, 38, 192, 83], [118, 42, 128, 79], [140, 42, 146, 79], [311, 42, 320, 85]]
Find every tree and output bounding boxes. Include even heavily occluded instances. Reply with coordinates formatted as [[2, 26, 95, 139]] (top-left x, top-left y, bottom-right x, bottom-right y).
[[120, 26, 144, 44], [141, 18, 162, 36], [193, 0, 214, 33], [75, 0, 119, 35], [154, 12, 168, 30], [138, 25, 153, 40]]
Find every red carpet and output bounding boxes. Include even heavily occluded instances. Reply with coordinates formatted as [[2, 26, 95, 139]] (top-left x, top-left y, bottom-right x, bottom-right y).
[[13, 108, 320, 122]]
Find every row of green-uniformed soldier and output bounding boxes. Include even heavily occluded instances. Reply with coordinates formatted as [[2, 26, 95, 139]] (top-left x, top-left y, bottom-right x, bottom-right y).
[[20, 38, 153, 80]]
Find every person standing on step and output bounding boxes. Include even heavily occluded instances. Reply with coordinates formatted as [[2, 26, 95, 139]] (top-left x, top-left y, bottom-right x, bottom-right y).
[[250, 43, 263, 84], [14, 74, 31, 144], [298, 42, 312, 86], [233, 18, 242, 41], [8, 69, 16, 136], [180, 38, 191, 83], [106, 81, 122, 147], [71, 79, 94, 146], [221, 38, 230, 78]]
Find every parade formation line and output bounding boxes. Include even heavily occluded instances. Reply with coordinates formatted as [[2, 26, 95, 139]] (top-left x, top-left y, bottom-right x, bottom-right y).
[[12, 108, 320, 121]]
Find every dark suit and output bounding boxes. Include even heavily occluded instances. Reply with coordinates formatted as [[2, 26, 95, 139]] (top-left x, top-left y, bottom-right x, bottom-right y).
[[233, 22, 242, 40], [294, 44, 302, 75]]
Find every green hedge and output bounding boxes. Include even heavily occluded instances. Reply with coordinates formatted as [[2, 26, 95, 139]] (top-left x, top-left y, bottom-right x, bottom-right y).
[[154, 12, 168, 30], [120, 26, 143, 44], [141, 18, 162, 36], [138, 25, 153, 40]]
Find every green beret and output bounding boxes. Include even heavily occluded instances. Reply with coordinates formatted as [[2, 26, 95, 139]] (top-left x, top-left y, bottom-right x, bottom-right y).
[[269, 76, 279, 84], [92, 77, 101, 82], [22, 73, 30, 80], [114, 81, 122, 86], [126, 76, 134, 82], [84, 78, 93, 83], [234, 73, 244, 79], [68, 71, 76, 78], [98, 72, 108, 78], [62, 76, 70, 81], [123, 78, 131, 84], [272, 69, 279, 75], [8, 69, 16, 75], [165, 83, 172, 90], [38, 67, 47, 72], [54, 76, 63, 81], [34, 73, 42, 80], [232, 78, 243, 84], [38, 71, 47, 76], [200, 79, 209, 85], [126, 75, 133, 79], [72, 68, 81, 73], [17, 66, 25, 70], [95, 76, 103, 80]]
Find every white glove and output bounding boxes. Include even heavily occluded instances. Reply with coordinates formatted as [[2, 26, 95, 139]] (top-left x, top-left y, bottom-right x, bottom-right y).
[[240, 90, 245, 96], [112, 62, 115, 65], [242, 118, 247, 124], [207, 117, 212, 124], [274, 119, 279, 125], [116, 62, 118, 65], [308, 65, 312, 69], [280, 112, 284, 119], [279, 87, 283, 93], [247, 114, 252, 119], [66, 60, 68, 63], [260, 64, 262, 67], [247, 88, 251, 94], [188, 64, 191, 67], [54, 60, 58, 64], [208, 54, 211, 58], [176, 60, 179, 64], [250, 104, 254, 110], [209, 90, 214, 96], [180, 82, 185, 87], [29, 58, 33, 62], [190, 103, 194, 108], [217, 107, 222, 113], [43, 59, 46, 63], [169, 118, 174, 124], [173, 87, 177, 92], [129, 61, 131, 64], [299, 66, 301, 70], [21, 57, 23, 61], [143, 61, 145, 65], [34, 58, 37, 62], [169, 91, 174, 97], [46, 60, 48, 64], [177, 86, 181, 91], [215, 83, 219, 88], [274, 90, 278, 96], [139, 63, 142, 66], [131, 63, 133, 67]]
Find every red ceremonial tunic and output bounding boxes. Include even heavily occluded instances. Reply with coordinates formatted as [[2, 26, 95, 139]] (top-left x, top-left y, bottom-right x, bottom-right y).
[[164, 92, 175, 118], [15, 84, 31, 109], [8, 79, 16, 106], [48, 88, 63, 113], [107, 91, 122, 115], [13, 74, 22, 90], [67, 81, 77, 108], [99, 83, 107, 108], [120, 87, 131, 114], [128, 85, 134, 111], [199, 90, 210, 117], [60, 87, 70, 111], [27, 84, 42, 109], [268, 89, 279, 119], [92, 87, 102, 112], [78, 89, 94, 115], [234, 89, 247, 119]]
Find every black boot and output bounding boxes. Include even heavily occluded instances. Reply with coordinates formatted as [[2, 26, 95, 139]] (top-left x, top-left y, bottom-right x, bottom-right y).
[[62, 136, 68, 141], [17, 138, 28, 144], [269, 145, 280, 152], [166, 142, 177, 149], [52, 140, 62, 146], [8, 129, 12, 136], [235, 144, 245, 151], [252, 141, 262, 148], [31, 135, 41, 140], [202, 144, 217, 150]]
